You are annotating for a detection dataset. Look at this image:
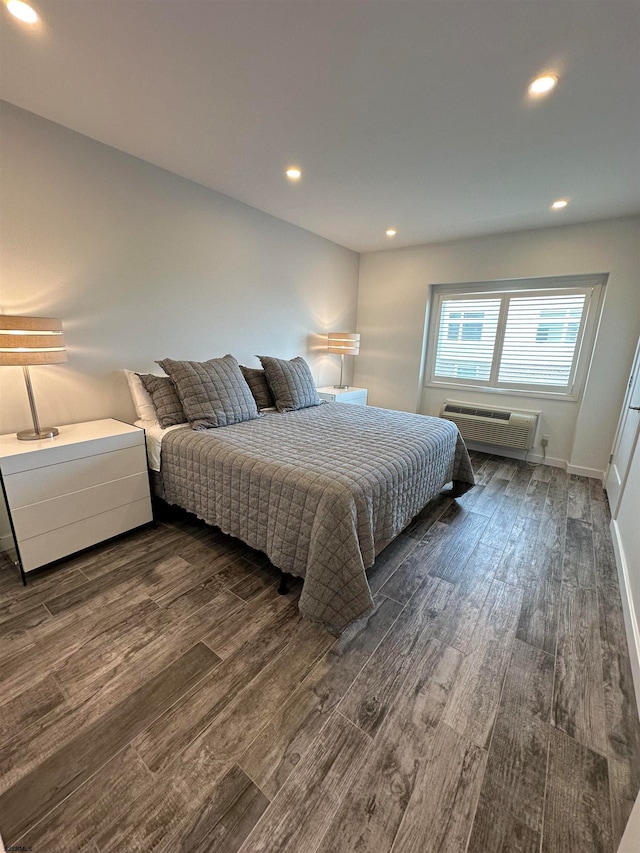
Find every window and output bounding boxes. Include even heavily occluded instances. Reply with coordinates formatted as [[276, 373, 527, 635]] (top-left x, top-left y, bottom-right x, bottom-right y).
[[426, 275, 606, 399]]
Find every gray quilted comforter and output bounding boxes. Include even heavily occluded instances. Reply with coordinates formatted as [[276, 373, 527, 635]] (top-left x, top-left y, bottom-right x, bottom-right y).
[[160, 404, 474, 634]]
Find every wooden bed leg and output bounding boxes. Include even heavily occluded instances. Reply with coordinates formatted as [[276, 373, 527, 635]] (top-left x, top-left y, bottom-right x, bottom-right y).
[[278, 572, 290, 595]]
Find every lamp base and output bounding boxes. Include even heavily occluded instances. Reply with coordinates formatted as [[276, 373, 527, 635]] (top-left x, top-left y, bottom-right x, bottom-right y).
[[17, 427, 59, 441], [333, 384, 350, 390]]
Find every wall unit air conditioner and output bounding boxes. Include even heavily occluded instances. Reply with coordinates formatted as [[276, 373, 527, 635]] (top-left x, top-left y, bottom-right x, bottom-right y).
[[440, 401, 539, 450]]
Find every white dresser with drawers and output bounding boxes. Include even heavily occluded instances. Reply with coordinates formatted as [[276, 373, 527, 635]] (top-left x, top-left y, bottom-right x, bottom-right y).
[[317, 386, 368, 405], [0, 419, 153, 581]]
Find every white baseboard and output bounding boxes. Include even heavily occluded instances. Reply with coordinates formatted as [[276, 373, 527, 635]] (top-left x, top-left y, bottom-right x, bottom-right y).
[[610, 518, 640, 716], [465, 441, 565, 469], [465, 441, 605, 480], [566, 463, 605, 480], [527, 454, 566, 469]]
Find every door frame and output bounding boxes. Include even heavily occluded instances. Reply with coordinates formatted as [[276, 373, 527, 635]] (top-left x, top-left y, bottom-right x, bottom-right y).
[[606, 336, 640, 717], [605, 337, 640, 516]]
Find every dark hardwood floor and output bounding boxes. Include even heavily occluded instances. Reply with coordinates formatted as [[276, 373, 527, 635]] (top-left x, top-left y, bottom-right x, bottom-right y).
[[0, 452, 638, 852]]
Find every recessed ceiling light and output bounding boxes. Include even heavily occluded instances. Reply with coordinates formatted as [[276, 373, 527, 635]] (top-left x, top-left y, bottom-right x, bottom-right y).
[[528, 74, 558, 96], [6, 0, 38, 23], [285, 168, 301, 180], [386, 228, 397, 237], [551, 199, 568, 209]]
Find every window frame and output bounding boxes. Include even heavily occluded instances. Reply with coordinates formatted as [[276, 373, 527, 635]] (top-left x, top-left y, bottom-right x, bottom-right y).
[[424, 274, 607, 402]]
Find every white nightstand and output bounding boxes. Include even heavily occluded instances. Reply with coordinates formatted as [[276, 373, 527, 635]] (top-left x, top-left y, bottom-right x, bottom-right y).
[[0, 419, 153, 582], [317, 386, 368, 405]]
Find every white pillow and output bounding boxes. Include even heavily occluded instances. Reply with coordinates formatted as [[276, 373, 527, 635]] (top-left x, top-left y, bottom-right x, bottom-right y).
[[124, 369, 158, 422]]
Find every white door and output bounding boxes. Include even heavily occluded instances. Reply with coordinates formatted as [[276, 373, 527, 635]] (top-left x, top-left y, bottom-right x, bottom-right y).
[[605, 338, 640, 516]]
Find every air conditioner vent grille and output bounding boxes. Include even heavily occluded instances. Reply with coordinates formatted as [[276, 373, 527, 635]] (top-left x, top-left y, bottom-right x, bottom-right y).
[[443, 404, 510, 421], [440, 401, 539, 450]]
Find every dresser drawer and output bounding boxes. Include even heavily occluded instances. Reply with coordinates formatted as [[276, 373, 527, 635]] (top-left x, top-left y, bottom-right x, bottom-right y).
[[3, 444, 148, 509], [0, 420, 144, 476], [19, 497, 153, 573], [318, 390, 368, 405], [12, 472, 151, 540]]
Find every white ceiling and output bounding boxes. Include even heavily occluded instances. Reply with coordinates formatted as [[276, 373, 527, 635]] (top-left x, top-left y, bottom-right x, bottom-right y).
[[1, 0, 639, 252]]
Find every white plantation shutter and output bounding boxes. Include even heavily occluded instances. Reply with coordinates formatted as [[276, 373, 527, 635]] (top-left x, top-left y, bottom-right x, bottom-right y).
[[434, 298, 501, 381], [430, 283, 597, 395], [498, 292, 587, 387]]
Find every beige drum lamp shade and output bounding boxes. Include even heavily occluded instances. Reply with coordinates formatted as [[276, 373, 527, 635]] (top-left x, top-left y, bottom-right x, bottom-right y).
[[327, 332, 360, 389], [0, 315, 67, 440]]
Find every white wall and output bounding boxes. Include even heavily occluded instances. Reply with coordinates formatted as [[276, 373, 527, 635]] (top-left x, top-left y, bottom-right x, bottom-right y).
[[0, 103, 359, 434], [355, 218, 640, 477]]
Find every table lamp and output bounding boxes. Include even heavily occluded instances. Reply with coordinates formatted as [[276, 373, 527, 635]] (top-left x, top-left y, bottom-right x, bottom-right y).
[[0, 315, 67, 440], [327, 332, 360, 389]]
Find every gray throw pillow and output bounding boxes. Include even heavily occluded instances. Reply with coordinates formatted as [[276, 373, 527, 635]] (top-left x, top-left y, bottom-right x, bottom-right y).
[[138, 373, 186, 428], [259, 355, 321, 413], [240, 365, 275, 410], [157, 354, 259, 429]]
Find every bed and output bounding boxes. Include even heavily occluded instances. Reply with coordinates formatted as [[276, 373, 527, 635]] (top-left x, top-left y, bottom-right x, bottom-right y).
[[141, 402, 474, 634]]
